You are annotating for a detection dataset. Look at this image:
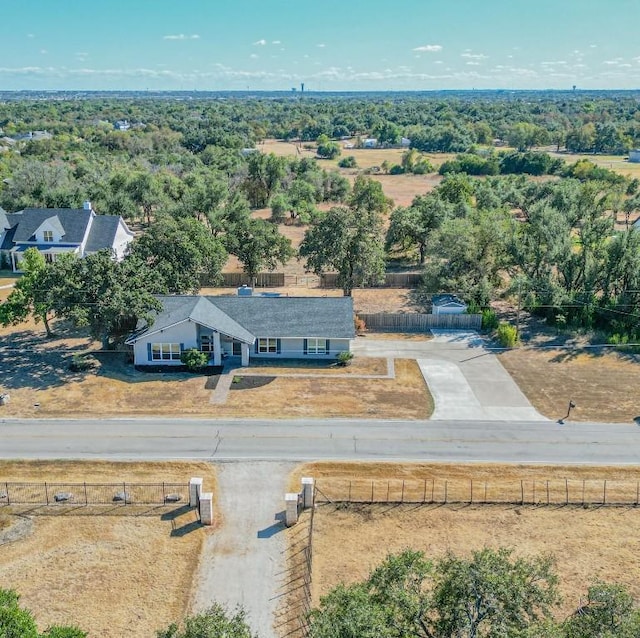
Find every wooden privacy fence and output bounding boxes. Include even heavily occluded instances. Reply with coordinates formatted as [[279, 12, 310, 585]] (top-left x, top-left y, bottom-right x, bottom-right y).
[[315, 478, 640, 507], [358, 312, 482, 331], [320, 273, 423, 288], [0, 482, 190, 506], [202, 272, 286, 288]]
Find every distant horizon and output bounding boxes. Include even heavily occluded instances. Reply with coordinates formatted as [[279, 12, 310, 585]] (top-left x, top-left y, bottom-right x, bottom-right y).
[[2, 0, 639, 91]]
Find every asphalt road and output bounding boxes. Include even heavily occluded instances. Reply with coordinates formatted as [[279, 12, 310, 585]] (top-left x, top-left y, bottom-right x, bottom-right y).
[[2, 417, 640, 465]]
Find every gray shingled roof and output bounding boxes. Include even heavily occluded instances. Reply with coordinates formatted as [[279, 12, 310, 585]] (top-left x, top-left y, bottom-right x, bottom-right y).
[[84, 215, 122, 253], [129, 295, 355, 343], [11, 208, 93, 243], [210, 296, 355, 339]]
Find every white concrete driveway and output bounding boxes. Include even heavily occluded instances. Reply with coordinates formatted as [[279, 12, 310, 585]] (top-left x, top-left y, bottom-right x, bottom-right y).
[[352, 330, 546, 421]]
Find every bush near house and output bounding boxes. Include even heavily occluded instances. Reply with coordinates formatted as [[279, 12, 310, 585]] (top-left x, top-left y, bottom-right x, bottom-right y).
[[496, 322, 518, 348], [336, 351, 354, 367], [180, 348, 209, 371]]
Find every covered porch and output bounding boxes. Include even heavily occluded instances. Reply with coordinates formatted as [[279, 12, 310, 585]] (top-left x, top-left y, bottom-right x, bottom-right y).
[[197, 325, 252, 367]]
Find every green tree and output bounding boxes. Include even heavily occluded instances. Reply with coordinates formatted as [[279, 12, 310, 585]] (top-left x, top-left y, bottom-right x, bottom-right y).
[[317, 141, 341, 159], [157, 603, 255, 638], [309, 549, 559, 638], [386, 194, 451, 264], [51, 251, 162, 348], [299, 204, 386, 296], [127, 171, 165, 226], [243, 152, 286, 208], [127, 216, 227, 293], [224, 216, 293, 284], [0, 248, 54, 336]]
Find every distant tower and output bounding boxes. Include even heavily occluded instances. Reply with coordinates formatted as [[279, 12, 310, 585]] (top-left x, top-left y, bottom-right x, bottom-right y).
[[572, 85, 577, 91], [301, 82, 305, 93]]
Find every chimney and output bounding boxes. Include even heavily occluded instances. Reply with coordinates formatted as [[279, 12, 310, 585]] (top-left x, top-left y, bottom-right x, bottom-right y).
[[83, 200, 92, 211]]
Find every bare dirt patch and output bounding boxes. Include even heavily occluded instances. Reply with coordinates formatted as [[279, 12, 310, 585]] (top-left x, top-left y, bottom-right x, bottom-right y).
[[497, 347, 640, 423], [0, 461, 216, 638], [293, 462, 640, 617]]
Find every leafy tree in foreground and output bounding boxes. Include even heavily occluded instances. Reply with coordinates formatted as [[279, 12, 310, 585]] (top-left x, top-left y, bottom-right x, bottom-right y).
[[0, 248, 55, 336], [309, 548, 559, 638], [157, 603, 256, 638], [0, 588, 86, 638]]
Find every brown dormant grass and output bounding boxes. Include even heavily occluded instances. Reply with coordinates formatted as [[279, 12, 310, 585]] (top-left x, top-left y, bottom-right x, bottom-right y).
[[0, 461, 217, 638], [498, 347, 640, 423], [291, 462, 640, 617]]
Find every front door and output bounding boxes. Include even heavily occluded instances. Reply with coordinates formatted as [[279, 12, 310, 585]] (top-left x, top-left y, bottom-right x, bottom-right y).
[[232, 341, 242, 356]]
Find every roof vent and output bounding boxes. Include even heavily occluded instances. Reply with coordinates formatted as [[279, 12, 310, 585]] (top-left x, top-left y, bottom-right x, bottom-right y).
[[237, 285, 253, 297], [83, 200, 92, 211]]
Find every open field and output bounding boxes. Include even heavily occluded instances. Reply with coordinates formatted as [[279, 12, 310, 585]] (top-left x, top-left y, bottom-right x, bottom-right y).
[[498, 346, 640, 423], [548, 150, 640, 178], [294, 463, 640, 617], [0, 461, 216, 638]]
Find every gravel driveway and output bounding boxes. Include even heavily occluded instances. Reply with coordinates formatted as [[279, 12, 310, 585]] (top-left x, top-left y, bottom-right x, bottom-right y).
[[191, 461, 295, 638]]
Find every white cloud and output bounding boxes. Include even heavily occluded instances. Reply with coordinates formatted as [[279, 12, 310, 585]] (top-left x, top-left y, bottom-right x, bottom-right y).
[[317, 43, 326, 48], [27, 33, 35, 39], [466, 61, 480, 66], [250, 53, 259, 59], [253, 39, 267, 46], [164, 34, 200, 40], [413, 44, 442, 52], [434, 60, 443, 65], [461, 52, 487, 60], [272, 40, 281, 45], [40, 49, 47, 55], [603, 58, 623, 65]]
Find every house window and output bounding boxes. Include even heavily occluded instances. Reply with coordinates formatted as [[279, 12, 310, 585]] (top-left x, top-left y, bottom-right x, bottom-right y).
[[43, 230, 54, 242], [151, 343, 181, 361], [258, 338, 278, 353], [200, 335, 214, 352], [307, 338, 327, 354]]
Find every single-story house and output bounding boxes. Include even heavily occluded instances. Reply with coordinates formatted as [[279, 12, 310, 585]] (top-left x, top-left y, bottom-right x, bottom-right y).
[[362, 138, 378, 148], [431, 294, 468, 316], [126, 292, 355, 367], [0, 201, 134, 272]]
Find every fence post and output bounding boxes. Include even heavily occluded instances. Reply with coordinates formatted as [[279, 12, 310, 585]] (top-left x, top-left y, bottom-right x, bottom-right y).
[[370, 480, 374, 503], [387, 481, 390, 503], [582, 480, 585, 506], [546, 480, 550, 505], [423, 479, 427, 503], [431, 479, 435, 503], [603, 480, 607, 505], [444, 480, 448, 504], [84, 482, 88, 506], [470, 479, 473, 504], [401, 480, 405, 503], [636, 481, 639, 506], [5, 482, 9, 505], [532, 481, 536, 505], [484, 482, 487, 503], [348, 481, 352, 501], [520, 480, 524, 505], [565, 478, 569, 505], [123, 483, 126, 506], [45, 482, 49, 505]]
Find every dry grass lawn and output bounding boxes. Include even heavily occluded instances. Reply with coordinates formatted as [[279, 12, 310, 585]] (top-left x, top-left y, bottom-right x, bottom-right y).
[[0, 461, 217, 638], [293, 463, 640, 617], [218, 359, 432, 419], [245, 357, 388, 376], [498, 347, 640, 422]]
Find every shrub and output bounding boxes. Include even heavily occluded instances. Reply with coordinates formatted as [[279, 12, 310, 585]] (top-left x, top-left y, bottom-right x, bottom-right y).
[[496, 322, 518, 348], [180, 348, 209, 371], [388, 164, 405, 175], [68, 354, 97, 372], [336, 351, 354, 366], [317, 141, 341, 159], [481, 309, 499, 331], [338, 155, 357, 168]]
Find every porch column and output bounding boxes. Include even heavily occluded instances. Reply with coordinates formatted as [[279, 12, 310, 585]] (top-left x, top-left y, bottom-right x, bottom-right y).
[[213, 331, 221, 366], [241, 342, 249, 367]]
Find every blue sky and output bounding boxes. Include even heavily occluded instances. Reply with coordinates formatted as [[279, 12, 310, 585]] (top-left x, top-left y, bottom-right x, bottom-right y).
[[2, 0, 640, 91]]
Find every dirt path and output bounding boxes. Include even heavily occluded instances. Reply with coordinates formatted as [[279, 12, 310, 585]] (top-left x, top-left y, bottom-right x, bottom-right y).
[[191, 461, 295, 638]]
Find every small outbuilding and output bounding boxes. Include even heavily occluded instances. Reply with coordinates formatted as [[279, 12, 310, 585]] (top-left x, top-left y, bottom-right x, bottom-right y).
[[629, 149, 640, 163], [431, 294, 468, 316]]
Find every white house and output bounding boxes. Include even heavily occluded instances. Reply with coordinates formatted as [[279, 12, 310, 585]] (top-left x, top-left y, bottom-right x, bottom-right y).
[[0, 202, 134, 272], [362, 138, 378, 148], [629, 150, 640, 163], [431, 294, 468, 316], [126, 293, 355, 368]]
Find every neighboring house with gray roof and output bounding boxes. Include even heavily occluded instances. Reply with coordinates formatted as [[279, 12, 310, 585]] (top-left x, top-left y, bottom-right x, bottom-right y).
[[126, 292, 355, 367], [0, 201, 134, 272]]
